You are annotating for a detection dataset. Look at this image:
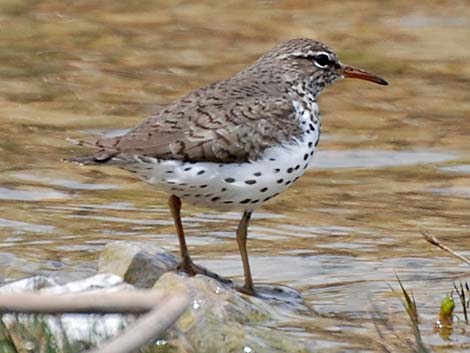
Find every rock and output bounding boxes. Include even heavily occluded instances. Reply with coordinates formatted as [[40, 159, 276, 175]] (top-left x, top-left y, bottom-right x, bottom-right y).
[[0, 274, 137, 353], [97, 241, 179, 288], [0, 242, 312, 353], [98, 241, 312, 352], [150, 272, 311, 353]]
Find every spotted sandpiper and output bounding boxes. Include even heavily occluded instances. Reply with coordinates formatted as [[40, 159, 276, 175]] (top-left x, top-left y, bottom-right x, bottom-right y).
[[70, 38, 388, 295]]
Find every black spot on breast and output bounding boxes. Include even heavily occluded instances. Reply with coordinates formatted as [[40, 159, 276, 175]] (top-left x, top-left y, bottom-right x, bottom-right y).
[[260, 187, 268, 192], [277, 179, 284, 184], [254, 172, 262, 177], [224, 201, 233, 204], [308, 142, 313, 148], [225, 177, 235, 183], [211, 197, 220, 201], [274, 168, 280, 173], [285, 180, 292, 186], [304, 154, 309, 161], [269, 158, 276, 161], [197, 170, 205, 175], [309, 123, 315, 131], [240, 199, 251, 204], [287, 167, 293, 173], [221, 188, 227, 192], [166, 170, 173, 174], [245, 180, 256, 185], [200, 185, 208, 188], [315, 138, 320, 146], [303, 164, 308, 169], [295, 164, 300, 170], [251, 200, 259, 204], [183, 167, 192, 171]]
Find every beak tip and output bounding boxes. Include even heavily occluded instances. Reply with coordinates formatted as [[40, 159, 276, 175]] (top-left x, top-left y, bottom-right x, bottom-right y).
[[377, 78, 389, 86]]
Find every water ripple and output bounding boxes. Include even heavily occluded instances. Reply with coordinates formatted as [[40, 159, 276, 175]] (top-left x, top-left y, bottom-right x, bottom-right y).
[[312, 150, 457, 169]]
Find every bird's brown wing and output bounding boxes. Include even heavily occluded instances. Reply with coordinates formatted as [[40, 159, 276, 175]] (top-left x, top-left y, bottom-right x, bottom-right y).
[[71, 96, 301, 164]]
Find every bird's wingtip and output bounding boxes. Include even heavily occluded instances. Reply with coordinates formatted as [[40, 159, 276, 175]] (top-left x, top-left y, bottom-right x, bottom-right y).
[[66, 136, 100, 148]]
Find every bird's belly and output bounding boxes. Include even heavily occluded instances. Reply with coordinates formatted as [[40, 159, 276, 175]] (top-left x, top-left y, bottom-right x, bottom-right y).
[[124, 128, 320, 211]]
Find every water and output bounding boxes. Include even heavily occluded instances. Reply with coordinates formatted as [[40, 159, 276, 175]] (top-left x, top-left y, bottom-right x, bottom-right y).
[[1, 1, 470, 351]]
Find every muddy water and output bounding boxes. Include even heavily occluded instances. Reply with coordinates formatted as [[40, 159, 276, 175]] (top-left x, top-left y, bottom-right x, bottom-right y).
[[1, 0, 470, 351]]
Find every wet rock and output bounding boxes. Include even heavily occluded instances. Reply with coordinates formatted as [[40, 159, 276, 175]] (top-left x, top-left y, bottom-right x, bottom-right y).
[[97, 241, 179, 288], [0, 242, 312, 353], [98, 241, 312, 352], [151, 272, 312, 353], [0, 274, 136, 353]]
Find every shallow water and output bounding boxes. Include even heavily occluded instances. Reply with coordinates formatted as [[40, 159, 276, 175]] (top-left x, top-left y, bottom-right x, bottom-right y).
[[1, 0, 470, 351]]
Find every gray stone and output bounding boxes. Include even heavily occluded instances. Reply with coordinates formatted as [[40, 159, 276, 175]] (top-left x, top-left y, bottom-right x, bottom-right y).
[[0, 242, 312, 353], [0, 274, 136, 353], [150, 272, 312, 353], [97, 241, 178, 288], [98, 241, 312, 352]]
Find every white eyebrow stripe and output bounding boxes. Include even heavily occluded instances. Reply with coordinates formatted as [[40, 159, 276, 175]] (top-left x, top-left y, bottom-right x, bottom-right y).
[[279, 50, 333, 60]]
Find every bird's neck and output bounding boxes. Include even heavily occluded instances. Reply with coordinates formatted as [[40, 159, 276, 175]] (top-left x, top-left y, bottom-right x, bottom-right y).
[[290, 73, 327, 98], [289, 80, 320, 120]]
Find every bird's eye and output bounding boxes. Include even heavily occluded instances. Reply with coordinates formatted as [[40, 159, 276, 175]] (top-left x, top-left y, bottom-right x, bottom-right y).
[[313, 54, 332, 68]]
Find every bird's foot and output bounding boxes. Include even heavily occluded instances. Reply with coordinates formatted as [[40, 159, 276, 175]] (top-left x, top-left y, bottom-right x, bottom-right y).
[[177, 258, 205, 276], [177, 259, 233, 286], [237, 284, 256, 296]]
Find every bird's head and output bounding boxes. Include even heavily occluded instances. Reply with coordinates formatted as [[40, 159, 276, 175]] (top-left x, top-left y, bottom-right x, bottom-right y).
[[259, 38, 388, 97]]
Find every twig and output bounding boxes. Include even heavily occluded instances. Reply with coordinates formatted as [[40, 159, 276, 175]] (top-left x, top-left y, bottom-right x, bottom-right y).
[[453, 282, 468, 324], [389, 276, 430, 353], [369, 302, 395, 353], [421, 231, 470, 266], [85, 294, 189, 353], [0, 290, 168, 314], [395, 275, 418, 325]]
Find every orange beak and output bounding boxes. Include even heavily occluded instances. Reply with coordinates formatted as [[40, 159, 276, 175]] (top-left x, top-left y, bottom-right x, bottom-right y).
[[342, 65, 388, 85]]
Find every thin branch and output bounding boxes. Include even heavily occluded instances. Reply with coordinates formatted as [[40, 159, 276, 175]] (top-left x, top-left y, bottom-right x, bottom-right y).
[[0, 290, 169, 314], [388, 277, 430, 353], [85, 294, 189, 353], [453, 282, 468, 324], [421, 231, 470, 266]]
